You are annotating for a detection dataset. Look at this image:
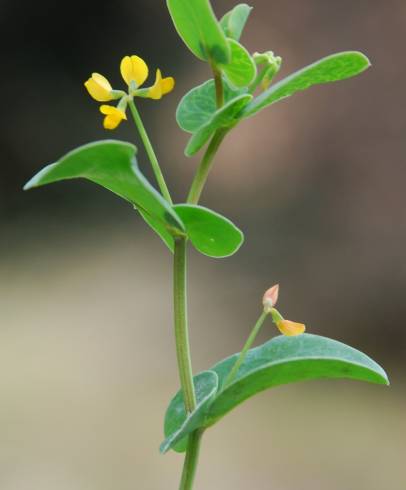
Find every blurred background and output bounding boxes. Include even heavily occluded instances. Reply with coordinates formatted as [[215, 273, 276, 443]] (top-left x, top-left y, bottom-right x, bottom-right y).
[[1, 0, 405, 488]]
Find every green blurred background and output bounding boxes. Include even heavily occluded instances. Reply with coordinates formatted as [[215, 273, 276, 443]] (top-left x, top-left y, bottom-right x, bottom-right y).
[[1, 0, 405, 488]]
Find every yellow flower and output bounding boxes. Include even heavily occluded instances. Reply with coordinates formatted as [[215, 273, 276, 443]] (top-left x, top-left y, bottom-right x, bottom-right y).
[[99, 105, 127, 130], [147, 69, 176, 100], [84, 55, 175, 130], [120, 55, 175, 100], [84, 73, 114, 102], [120, 55, 149, 87], [276, 319, 306, 337]]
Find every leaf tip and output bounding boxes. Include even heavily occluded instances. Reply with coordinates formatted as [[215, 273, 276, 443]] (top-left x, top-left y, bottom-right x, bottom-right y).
[[23, 170, 44, 191], [159, 440, 170, 454], [23, 180, 34, 191]]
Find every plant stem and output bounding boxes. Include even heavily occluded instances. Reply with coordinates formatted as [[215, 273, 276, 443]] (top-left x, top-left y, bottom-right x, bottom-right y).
[[212, 65, 224, 108], [128, 98, 173, 204], [173, 237, 197, 413], [179, 430, 204, 490], [186, 129, 228, 205], [223, 310, 269, 389], [178, 64, 227, 490]]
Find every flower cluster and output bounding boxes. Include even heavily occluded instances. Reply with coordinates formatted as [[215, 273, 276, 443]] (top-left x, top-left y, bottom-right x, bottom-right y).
[[84, 55, 175, 130]]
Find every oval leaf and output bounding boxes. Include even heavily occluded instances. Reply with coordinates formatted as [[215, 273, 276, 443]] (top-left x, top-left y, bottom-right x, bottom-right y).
[[167, 0, 230, 64], [161, 371, 218, 454], [220, 38, 256, 88], [176, 78, 245, 133], [185, 93, 252, 156], [220, 3, 252, 41], [207, 333, 389, 424], [242, 51, 371, 118], [24, 140, 184, 234], [174, 204, 244, 258]]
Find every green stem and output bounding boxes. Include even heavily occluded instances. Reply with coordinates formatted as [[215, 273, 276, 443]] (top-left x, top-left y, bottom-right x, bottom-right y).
[[179, 430, 204, 490], [186, 129, 228, 205], [128, 98, 173, 204], [173, 237, 197, 413], [212, 65, 224, 108], [177, 64, 227, 490], [223, 310, 269, 389]]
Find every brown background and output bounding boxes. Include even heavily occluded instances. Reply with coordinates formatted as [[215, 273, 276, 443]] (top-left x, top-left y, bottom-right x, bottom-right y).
[[1, 1, 405, 489]]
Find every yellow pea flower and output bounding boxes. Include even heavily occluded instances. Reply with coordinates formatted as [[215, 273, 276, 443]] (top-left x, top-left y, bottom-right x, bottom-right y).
[[99, 105, 127, 130], [265, 297, 306, 337], [276, 319, 306, 337], [147, 69, 176, 100], [120, 55, 175, 100], [120, 55, 149, 87], [85, 54, 175, 130], [84, 73, 115, 102]]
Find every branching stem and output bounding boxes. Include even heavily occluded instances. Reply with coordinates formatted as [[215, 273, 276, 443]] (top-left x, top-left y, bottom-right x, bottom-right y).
[[186, 129, 228, 204]]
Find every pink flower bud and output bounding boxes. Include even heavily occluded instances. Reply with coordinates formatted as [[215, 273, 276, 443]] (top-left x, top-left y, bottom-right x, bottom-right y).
[[262, 284, 279, 312]]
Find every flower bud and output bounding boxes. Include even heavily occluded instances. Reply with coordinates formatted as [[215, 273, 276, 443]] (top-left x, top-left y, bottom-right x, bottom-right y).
[[262, 284, 279, 312]]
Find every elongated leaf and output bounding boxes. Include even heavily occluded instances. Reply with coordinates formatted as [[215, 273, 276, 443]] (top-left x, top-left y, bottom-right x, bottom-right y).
[[185, 93, 252, 156], [161, 371, 218, 453], [24, 140, 184, 234], [220, 38, 256, 88], [162, 334, 388, 452], [174, 204, 244, 257], [242, 51, 371, 118], [220, 3, 252, 41], [207, 333, 389, 424], [176, 79, 245, 133], [167, 0, 230, 64]]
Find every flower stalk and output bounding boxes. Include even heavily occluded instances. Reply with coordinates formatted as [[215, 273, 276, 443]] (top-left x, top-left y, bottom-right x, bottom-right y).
[[128, 99, 173, 203]]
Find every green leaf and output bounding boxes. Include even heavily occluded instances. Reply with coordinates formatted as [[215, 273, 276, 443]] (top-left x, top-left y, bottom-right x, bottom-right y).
[[161, 371, 218, 454], [167, 0, 230, 65], [207, 333, 389, 424], [220, 3, 252, 41], [174, 204, 244, 258], [242, 51, 371, 118], [24, 140, 184, 234], [176, 79, 245, 133], [220, 38, 256, 88], [139, 204, 244, 258], [185, 93, 252, 156], [138, 208, 175, 253], [162, 334, 388, 453]]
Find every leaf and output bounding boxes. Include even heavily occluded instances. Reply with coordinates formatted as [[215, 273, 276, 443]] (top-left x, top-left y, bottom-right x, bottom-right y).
[[242, 51, 371, 118], [174, 204, 244, 258], [161, 371, 218, 454], [139, 204, 244, 258], [24, 140, 184, 234], [138, 208, 175, 253], [167, 0, 230, 65], [176, 79, 245, 133], [185, 93, 252, 156], [220, 3, 252, 41], [161, 334, 388, 453], [220, 38, 256, 88], [206, 333, 389, 425]]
